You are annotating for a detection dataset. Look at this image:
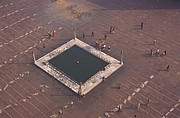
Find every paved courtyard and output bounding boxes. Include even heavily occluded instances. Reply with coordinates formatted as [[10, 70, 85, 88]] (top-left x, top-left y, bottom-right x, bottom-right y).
[[35, 38, 122, 95], [0, 0, 180, 118]]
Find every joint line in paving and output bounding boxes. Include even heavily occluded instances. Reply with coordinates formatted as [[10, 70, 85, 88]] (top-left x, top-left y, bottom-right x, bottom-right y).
[[0, 3, 13, 9], [0, 13, 37, 32], [0, 8, 24, 19], [105, 78, 151, 117], [0, 26, 43, 49]]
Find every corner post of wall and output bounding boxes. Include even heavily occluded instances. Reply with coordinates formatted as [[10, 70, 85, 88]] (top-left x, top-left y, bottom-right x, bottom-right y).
[[73, 28, 77, 40], [32, 51, 36, 64], [121, 51, 123, 65], [79, 82, 82, 96]]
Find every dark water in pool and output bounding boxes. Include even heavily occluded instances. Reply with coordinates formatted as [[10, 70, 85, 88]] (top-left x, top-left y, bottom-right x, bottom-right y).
[[49, 45, 108, 84]]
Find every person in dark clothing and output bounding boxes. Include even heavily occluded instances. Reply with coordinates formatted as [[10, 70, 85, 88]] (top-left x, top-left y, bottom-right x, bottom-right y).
[[104, 34, 107, 39], [166, 65, 170, 71], [141, 22, 143, 29], [92, 31, 94, 36], [162, 50, 167, 56], [43, 43, 45, 48], [83, 32, 85, 38]]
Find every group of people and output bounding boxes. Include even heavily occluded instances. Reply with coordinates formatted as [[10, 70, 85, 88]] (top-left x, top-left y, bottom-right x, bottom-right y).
[[116, 99, 151, 113], [95, 41, 111, 52], [48, 30, 56, 39], [100, 44, 111, 52], [82, 31, 94, 38], [117, 82, 151, 113], [151, 48, 167, 57], [149, 40, 170, 71], [43, 31, 56, 48], [82, 27, 115, 52]]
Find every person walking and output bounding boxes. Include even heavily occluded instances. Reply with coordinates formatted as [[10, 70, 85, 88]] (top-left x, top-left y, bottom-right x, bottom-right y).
[[166, 65, 170, 71], [141, 22, 144, 29]]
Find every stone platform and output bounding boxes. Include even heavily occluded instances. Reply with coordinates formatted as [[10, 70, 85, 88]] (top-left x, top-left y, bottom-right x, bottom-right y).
[[35, 38, 123, 95]]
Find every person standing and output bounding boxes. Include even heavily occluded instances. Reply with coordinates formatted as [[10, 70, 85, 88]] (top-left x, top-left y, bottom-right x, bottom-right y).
[[156, 48, 160, 56], [164, 50, 166, 55], [48, 32, 51, 39], [101, 44, 106, 51], [147, 99, 150, 106], [43, 43, 45, 48], [83, 32, 85, 38], [53, 30, 56, 37], [92, 31, 94, 36], [141, 22, 144, 29], [110, 26, 112, 30], [162, 50, 167, 56], [108, 46, 110, 52], [137, 103, 140, 109], [112, 28, 115, 34], [104, 34, 107, 39], [110, 26, 112, 33], [95, 41, 98, 47], [50, 31, 53, 37], [151, 49, 153, 56], [118, 83, 121, 89], [118, 104, 123, 112], [153, 40, 157, 45]]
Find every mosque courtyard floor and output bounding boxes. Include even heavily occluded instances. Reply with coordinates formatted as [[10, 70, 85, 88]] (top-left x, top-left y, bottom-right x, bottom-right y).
[[0, 0, 180, 118]]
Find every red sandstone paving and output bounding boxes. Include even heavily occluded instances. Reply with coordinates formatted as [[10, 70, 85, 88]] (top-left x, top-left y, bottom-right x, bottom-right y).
[[0, 92, 33, 118], [110, 90, 152, 117], [122, 80, 175, 113], [0, 112, 11, 118], [0, 79, 7, 87], [172, 108, 180, 117], [0, 0, 180, 118], [167, 113, 179, 118], [130, 96, 162, 118], [0, 48, 12, 60], [5, 108, 23, 118], [0, 99, 18, 118], [0, 71, 13, 82], [0, 97, 8, 107]]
